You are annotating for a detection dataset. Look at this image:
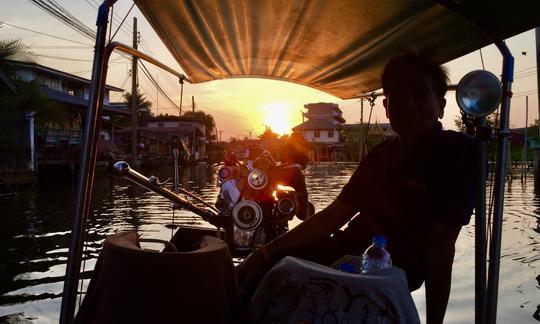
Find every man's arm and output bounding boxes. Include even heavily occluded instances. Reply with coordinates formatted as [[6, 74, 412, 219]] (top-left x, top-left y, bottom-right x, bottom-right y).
[[237, 199, 356, 293], [267, 199, 355, 257], [425, 220, 462, 324]]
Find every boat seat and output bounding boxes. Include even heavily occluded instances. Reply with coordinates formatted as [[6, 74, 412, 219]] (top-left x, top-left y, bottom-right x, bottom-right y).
[[74, 231, 243, 324]]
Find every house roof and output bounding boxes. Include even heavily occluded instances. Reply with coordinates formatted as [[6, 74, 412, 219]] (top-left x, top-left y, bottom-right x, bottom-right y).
[[292, 119, 342, 131], [304, 102, 342, 114], [10, 61, 124, 92], [41, 87, 130, 115]]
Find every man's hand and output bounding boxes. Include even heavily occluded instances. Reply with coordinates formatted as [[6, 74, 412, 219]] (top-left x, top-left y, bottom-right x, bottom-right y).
[[236, 199, 356, 300]]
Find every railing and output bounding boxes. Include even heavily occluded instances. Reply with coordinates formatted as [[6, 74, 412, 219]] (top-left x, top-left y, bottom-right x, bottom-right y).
[[37, 128, 83, 146], [36, 128, 113, 160]]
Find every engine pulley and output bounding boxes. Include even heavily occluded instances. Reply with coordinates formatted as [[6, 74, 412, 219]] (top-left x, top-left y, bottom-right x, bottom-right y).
[[232, 200, 263, 231], [247, 169, 268, 190], [276, 196, 297, 216]]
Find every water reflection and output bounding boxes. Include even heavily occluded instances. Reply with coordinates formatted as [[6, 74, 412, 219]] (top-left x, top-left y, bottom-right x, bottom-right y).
[[0, 163, 539, 323]]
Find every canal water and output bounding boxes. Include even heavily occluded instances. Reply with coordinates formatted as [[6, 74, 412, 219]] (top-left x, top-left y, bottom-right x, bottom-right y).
[[0, 163, 539, 323]]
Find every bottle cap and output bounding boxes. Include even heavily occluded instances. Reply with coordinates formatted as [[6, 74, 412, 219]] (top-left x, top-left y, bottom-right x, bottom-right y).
[[338, 262, 355, 273], [372, 235, 387, 247]]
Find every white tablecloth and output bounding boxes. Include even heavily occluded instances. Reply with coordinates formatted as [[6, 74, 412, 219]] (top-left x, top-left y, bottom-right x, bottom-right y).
[[251, 256, 420, 324]]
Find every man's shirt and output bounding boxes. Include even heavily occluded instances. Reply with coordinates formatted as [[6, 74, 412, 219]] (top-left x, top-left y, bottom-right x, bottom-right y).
[[336, 126, 477, 289]]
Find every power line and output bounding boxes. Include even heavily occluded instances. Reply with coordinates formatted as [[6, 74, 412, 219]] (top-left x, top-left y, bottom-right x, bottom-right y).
[[0, 22, 92, 46], [82, 0, 182, 107], [27, 0, 96, 40], [86, 0, 183, 102], [118, 73, 131, 91], [515, 71, 537, 80], [35, 53, 125, 63], [69, 60, 127, 75], [515, 66, 536, 74], [108, 2, 136, 42], [138, 39, 182, 96], [86, 0, 132, 39], [196, 104, 260, 122], [139, 60, 181, 112], [514, 89, 538, 97], [31, 45, 92, 49]]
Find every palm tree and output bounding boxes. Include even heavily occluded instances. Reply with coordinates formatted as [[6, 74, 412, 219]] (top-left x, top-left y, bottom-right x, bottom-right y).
[[0, 38, 56, 123], [0, 39, 34, 75], [122, 88, 153, 126], [0, 39, 42, 148]]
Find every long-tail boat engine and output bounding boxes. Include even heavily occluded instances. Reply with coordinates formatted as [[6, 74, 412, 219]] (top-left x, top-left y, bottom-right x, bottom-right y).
[[213, 150, 310, 252], [112, 148, 311, 255]]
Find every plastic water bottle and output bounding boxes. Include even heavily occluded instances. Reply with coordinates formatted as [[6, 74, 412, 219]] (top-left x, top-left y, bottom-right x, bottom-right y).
[[361, 235, 392, 274]]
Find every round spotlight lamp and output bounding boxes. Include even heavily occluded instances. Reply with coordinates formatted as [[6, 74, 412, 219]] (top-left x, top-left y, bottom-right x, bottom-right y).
[[456, 70, 502, 118]]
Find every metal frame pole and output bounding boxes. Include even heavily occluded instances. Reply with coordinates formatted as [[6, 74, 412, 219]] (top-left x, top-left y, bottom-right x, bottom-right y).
[[59, 1, 116, 323], [59, 2, 190, 322], [486, 41, 514, 324], [475, 117, 488, 324]]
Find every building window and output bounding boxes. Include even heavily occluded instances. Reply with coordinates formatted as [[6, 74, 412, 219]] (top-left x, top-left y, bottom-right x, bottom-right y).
[[314, 131, 320, 138], [328, 130, 334, 138]]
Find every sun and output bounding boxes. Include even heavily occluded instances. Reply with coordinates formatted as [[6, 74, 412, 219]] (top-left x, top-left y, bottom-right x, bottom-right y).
[[262, 102, 293, 135]]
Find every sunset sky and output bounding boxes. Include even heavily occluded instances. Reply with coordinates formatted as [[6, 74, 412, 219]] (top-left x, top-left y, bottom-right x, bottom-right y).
[[1, 1, 538, 140]]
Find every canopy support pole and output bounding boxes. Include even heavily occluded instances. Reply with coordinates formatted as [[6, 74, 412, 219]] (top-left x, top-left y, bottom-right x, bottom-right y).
[[60, 2, 190, 322], [60, 1, 116, 323], [474, 117, 488, 324], [486, 41, 514, 324]]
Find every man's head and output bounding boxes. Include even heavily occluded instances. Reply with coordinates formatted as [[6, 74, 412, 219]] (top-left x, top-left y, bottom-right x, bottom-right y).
[[381, 52, 449, 139]]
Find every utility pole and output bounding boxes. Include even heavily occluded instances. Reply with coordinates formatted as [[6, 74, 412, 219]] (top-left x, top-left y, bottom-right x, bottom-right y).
[[523, 96, 529, 163], [359, 98, 364, 161], [179, 81, 183, 117], [534, 27, 540, 184], [156, 73, 159, 116], [537, 28, 540, 141], [131, 17, 139, 167], [301, 110, 305, 137], [191, 96, 196, 157]]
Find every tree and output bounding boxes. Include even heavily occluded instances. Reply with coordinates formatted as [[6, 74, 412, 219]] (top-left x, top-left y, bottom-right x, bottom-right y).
[[454, 113, 497, 133], [0, 39, 55, 148], [258, 127, 279, 141], [180, 110, 216, 141], [0, 39, 34, 74], [122, 88, 153, 126], [257, 127, 282, 158]]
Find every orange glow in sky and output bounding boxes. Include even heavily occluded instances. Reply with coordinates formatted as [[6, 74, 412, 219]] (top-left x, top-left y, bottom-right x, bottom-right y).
[[262, 102, 293, 135], [1, 2, 538, 141]]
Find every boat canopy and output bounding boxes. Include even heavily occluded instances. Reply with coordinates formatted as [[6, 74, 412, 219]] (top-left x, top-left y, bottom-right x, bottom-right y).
[[134, 0, 539, 99]]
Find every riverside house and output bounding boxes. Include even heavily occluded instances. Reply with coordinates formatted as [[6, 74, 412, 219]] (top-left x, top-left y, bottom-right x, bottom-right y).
[[119, 115, 207, 162], [292, 102, 346, 161], [0, 61, 128, 175]]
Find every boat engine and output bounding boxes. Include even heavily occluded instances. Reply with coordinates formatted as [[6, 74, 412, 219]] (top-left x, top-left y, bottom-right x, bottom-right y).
[[212, 150, 310, 253]]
